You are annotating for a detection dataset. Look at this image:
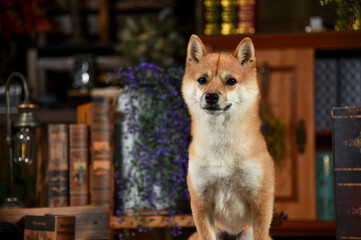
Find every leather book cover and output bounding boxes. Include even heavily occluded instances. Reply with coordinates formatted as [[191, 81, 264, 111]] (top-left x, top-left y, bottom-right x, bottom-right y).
[[69, 124, 88, 206], [48, 124, 69, 207], [202, 0, 221, 35], [316, 152, 335, 220], [77, 102, 114, 206], [237, 0, 256, 34], [332, 106, 361, 239], [220, 0, 238, 35]]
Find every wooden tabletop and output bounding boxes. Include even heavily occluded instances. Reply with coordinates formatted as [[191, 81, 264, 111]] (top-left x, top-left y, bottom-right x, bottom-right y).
[[111, 215, 336, 237]]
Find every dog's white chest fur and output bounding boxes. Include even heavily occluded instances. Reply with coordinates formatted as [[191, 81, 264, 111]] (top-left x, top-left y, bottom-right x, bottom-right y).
[[189, 116, 263, 233]]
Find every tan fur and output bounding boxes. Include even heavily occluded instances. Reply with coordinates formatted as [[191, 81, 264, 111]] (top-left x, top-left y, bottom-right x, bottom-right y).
[[182, 35, 275, 240]]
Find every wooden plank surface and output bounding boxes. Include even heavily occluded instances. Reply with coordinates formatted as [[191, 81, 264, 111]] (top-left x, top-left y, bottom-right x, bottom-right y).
[[111, 215, 335, 237], [271, 221, 336, 237], [110, 215, 194, 229], [0, 205, 110, 239]]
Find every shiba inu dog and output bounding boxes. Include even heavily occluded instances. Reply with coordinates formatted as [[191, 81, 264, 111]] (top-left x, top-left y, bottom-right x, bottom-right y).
[[182, 35, 275, 240]]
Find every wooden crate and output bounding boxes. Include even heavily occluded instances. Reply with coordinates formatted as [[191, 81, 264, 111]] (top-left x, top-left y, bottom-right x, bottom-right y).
[[0, 205, 110, 239]]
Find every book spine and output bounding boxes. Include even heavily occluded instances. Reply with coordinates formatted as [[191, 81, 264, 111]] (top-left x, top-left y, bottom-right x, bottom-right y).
[[220, 0, 238, 35], [203, 0, 222, 35], [48, 124, 69, 207], [316, 152, 335, 221], [69, 124, 89, 206], [77, 102, 114, 206], [332, 106, 361, 239], [54, 215, 76, 240], [237, 0, 256, 34]]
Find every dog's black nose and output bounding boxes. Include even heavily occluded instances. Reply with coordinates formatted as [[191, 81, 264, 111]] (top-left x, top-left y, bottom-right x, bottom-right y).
[[205, 93, 219, 105]]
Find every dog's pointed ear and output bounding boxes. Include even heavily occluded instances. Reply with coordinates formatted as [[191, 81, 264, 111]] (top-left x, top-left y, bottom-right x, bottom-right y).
[[233, 37, 256, 67], [187, 35, 208, 67]]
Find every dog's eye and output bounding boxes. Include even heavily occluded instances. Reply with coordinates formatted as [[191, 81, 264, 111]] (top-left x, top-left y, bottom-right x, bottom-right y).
[[226, 78, 237, 86], [197, 77, 207, 85]]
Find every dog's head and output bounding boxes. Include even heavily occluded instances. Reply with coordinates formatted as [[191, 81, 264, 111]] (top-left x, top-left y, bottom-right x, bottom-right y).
[[182, 35, 259, 118]]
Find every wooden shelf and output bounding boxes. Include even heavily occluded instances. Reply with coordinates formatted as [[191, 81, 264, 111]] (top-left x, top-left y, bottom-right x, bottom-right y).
[[110, 212, 283, 229], [110, 215, 194, 229], [80, 0, 175, 11], [316, 130, 333, 151], [0, 208, 336, 238], [316, 130, 332, 137], [111, 215, 335, 237], [271, 221, 336, 237], [201, 31, 361, 51], [0, 108, 76, 124], [36, 108, 77, 123]]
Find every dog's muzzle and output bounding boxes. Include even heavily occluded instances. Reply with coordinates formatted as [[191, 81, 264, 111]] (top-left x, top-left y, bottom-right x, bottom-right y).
[[202, 92, 232, 113]]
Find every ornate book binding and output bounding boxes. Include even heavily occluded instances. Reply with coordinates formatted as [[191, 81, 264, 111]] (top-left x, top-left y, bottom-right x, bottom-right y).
[[332, 106, 361, 239], [69, 124, 89, 206], [77, 102, 114, 207], [48, 124, 69, 207]]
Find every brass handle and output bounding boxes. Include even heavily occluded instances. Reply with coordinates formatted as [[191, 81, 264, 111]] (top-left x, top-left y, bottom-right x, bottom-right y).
[[297, 120, 306, 153]]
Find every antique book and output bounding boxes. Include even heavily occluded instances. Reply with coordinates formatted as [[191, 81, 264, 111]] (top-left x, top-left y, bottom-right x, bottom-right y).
[[77, 102, 114, 206], [237, 0, 256, 34], [332, 106, 361, 239], [316, 152, 335, 220], [220, 0, 238, 35], [202, 0, 221, 35], [24, 215, 75, 240], [69, 124, 88, 206], [48, 124, 69, 207]]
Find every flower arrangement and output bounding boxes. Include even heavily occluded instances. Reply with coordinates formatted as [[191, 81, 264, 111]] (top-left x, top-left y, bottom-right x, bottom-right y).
[[108, 61, 191, 238]]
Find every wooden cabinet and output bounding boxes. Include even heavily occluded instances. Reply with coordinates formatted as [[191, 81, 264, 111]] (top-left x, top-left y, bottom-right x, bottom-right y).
[[256, 48, 316, 220], [201, 31, 361, 221]]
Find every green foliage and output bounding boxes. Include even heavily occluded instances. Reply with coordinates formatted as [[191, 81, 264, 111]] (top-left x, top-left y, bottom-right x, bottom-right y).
[[115, 9, 185, 67], [320, 0, 361, 30]]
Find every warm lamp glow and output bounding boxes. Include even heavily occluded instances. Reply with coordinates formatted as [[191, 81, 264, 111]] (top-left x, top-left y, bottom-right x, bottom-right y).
[[14, 127, 35, 165]]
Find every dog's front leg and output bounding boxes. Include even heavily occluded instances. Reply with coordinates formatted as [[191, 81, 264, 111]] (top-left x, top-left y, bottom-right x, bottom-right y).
[[251, 192, 274, 240], [190, 196, 216, 240], [188, 178, 216, 240]]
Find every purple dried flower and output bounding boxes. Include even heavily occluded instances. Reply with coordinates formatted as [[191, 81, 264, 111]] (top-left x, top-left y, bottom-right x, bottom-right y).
[[111, 60, 190, 237]]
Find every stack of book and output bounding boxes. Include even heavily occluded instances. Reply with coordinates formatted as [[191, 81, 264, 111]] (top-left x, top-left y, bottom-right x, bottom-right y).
[[47, 102, 114, 208], [202, 0, 256, 35]]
